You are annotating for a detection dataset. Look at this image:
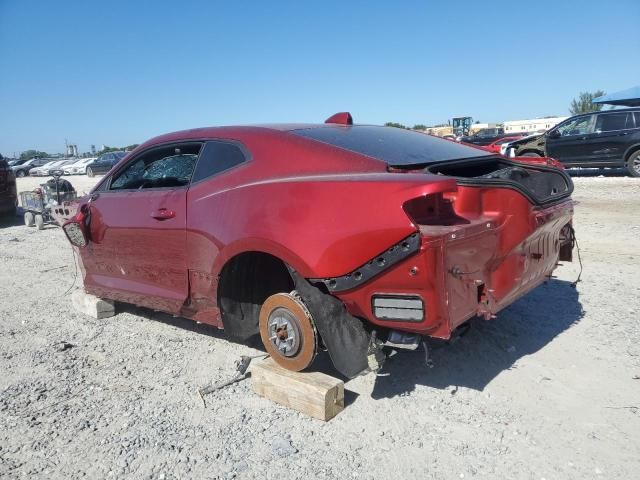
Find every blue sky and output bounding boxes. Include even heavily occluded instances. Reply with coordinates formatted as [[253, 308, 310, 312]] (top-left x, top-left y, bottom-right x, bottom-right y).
[[1, 0, 639, 156]]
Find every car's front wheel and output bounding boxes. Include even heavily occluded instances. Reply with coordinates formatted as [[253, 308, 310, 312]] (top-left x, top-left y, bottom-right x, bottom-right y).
[[16, 170, 26, 177], [259, 292, 318, 372], [626, 150, 640, 178], [87, 167, 94, 177], [520, 151, 542, 157]]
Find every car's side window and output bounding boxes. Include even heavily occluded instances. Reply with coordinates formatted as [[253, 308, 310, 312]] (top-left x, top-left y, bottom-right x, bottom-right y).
[[191, 141, 247, 184], [110, 143, 202, 191], [556, 116, 593, 137], [595, 112, 633, 132]]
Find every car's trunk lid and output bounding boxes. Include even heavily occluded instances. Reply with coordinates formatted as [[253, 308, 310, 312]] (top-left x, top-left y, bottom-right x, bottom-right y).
[[422, 156, 573, 207]]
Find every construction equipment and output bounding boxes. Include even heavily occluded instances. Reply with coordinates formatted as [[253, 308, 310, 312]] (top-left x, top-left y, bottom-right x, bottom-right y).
[[452, 116, 473, 137]]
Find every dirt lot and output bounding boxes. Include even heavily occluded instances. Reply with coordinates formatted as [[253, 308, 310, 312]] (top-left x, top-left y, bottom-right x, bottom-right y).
[[1, 173, 639, 479]]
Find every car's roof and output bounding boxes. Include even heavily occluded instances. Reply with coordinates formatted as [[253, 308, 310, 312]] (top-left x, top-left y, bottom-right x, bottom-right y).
[[571, 107, 640, 118], [137, 123, 380, 149]]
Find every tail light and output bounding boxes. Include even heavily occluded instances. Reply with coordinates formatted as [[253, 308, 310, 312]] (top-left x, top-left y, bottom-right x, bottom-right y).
[[62, 208, 89, 248], [403, 193, 465, 226]]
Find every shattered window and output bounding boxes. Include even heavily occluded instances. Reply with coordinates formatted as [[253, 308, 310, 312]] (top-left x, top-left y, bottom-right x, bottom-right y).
[[110, 143, 202, 190]]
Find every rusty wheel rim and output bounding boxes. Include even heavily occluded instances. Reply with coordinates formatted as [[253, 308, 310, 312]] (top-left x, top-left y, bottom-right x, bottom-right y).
[[259, 293, 317, 372]]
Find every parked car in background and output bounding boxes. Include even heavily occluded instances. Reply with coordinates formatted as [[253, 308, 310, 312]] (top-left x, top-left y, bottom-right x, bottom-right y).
[[0, 158, 18, 217], [63, 157, 97, 175], [503, 108, 640, 177], [482, 135, 525, 154], [11, 157, 51, 177], [61, 113, 575, 378], [86, 152, 127, 177], [29, 160, 67, 176], [459, 127, 506, 146]]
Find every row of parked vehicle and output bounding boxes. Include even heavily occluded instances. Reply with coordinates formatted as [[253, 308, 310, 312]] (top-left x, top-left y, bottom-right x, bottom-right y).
[[6, 151, 127, 178], [458, 107, 640, 177]]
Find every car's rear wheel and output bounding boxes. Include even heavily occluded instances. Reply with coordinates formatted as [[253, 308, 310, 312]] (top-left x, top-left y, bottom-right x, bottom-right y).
[[626, 151, 640, 178], [259, 292, 318, 371], [87, 167, 94, 177], [24, 211, 35, 227], [16, 170, 26, 177], [520, 151, 542, 157], [34, 214, 44, 230]]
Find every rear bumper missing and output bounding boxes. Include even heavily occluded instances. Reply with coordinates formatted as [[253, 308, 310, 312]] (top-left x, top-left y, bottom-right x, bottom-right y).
[[329, 199, 574, 340]]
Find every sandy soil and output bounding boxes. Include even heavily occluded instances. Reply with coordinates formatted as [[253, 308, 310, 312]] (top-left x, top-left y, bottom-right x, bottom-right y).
[[1, 173, 639, 479]]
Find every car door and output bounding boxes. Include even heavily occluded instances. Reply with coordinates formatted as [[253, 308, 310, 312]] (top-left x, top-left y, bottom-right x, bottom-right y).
[[80, 142, 202, 313], [545, 114, 596, 166], [96, 154, 112, 174], [588, 111, 636, 165]]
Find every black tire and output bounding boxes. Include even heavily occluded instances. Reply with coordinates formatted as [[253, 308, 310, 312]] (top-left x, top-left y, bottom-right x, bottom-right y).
[[87, 167, 94, 177], [520, 152, 542, 157], [626, 150, 640, 178], [16, 170, 26, 177]]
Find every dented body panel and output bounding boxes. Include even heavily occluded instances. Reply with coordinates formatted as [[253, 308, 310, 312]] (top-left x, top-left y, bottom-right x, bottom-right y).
[[69, 122, 574, 374]]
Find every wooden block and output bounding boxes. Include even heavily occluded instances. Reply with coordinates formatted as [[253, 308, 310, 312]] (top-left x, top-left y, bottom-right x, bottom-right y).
[[251, 357, 344, 421], [71, 289, 115, 319]]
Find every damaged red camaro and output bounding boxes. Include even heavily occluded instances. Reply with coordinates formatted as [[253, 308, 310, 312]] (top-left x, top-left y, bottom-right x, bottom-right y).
[[63, 113, 575, 378]]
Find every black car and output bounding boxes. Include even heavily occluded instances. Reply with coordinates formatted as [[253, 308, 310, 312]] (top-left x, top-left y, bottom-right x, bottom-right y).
[[86, 151, 127, 177], [0, 158, 18, 218], [11, 157, 51, 177], [460, 127, 506, 146], [505, 108, 640, 177]]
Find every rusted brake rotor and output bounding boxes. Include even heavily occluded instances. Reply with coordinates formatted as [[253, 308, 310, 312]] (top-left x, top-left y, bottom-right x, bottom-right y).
[[259, 292, 318, 371]]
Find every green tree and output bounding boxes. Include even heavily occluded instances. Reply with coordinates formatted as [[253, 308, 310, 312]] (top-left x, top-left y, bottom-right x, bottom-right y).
[[384, 122, 407, 129], [412, 124, 427, 130], [96, 146, 121, 154], [97, 144, 140, 155], [569, 90, 605, 115], [20, 149, 49, 160]]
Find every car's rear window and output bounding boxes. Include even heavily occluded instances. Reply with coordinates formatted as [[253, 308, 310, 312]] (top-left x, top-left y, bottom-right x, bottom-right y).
[[291, 125, 491, 166]]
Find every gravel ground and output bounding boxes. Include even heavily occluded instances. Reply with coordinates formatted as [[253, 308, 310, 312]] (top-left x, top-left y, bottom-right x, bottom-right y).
[[1, 173, 639, 479]]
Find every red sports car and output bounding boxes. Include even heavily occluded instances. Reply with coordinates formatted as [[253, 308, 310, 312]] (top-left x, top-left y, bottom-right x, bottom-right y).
[[482, 135, 525, 154], [63, 113, 575, 378]]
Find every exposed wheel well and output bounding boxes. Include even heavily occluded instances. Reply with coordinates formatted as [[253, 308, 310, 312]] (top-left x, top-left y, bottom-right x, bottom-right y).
[[217, 251, 294, 342]]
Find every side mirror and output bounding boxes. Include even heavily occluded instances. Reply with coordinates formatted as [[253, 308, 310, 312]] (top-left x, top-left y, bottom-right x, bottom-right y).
[[62, 208, 89, 248], [547, 130, 561, 139]]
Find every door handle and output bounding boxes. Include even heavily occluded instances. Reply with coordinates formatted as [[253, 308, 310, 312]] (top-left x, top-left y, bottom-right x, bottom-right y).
[[151, 208, 176, 220]]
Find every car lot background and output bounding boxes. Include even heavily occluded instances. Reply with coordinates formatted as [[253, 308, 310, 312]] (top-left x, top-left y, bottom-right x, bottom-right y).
[[1, 174, 639, 479]]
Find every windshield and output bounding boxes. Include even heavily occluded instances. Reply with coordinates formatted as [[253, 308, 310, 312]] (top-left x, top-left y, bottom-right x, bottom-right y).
[[291, 125, 490, 166]]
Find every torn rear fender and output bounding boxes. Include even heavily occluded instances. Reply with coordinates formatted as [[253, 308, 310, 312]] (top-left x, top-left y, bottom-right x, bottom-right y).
[[289, 269, 370, 379]]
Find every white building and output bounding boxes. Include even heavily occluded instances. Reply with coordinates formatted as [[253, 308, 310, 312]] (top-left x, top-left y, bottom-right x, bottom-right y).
[[503, 116, 568, 134]]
